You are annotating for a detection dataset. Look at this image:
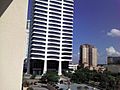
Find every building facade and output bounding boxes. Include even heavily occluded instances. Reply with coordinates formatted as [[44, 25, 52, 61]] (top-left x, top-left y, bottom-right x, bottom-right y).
[[107, 56, 120, 65], [107, 56, 120, 73], [80, 44, 98, 68], [27, 0, 74, 75], [68, 63, 78, 72], [0, 0, 28, 90]]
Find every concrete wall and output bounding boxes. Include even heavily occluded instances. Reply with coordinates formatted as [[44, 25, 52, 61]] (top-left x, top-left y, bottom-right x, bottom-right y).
[[0, 0, 28, 90]]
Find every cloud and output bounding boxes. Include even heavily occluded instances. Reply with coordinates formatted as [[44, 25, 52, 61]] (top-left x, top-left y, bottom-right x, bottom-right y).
[[106, 46, 120, 56], [107, 29, 120, 37]]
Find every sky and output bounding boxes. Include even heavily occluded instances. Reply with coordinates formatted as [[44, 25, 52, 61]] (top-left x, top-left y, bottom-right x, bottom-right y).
[[73, 0, 120, 64], [28, 0, 120, 64]]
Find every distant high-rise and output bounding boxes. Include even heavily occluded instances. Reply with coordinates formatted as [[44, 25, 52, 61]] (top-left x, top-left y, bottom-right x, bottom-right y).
[[80, 44, 97, 68], [107, 56, 120, 65], [27, 0, 74, 75]]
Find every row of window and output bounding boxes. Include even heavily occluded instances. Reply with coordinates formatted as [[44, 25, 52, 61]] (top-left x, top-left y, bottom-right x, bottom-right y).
[[34, 13, 73, 21], [33, 23, 72, 30], [33, 29, 46, 33], [31, 45, 72, 50], [31, 37, 72, 44], [34, 11, 71, 16], [32, 27, 72, 36], [35, 2, 73, 11], [31, 54, 72, 59], [42, 33, 72, 37], [31, 35, 72, 41], [32, 33, 46, 37], [31, 40, 72, 46], [31, 45, 72, 51], [31, 49, 72, 55], [31, 42, 66, 47], [34, 3, 73, 14], [31, 49, 72, 54], [33, 24, 73, 30]]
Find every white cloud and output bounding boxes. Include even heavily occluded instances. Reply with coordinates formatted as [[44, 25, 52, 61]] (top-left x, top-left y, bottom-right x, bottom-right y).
[[107, 29, 120, 37], [106, 46, 120, 56]]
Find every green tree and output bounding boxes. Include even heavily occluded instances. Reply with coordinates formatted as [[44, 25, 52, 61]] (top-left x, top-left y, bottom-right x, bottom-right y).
[[41, 72, 60, 84]]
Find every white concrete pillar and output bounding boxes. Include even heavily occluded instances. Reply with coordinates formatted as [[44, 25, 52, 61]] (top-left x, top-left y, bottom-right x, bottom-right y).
[[58, 61, 62, 75], [43, 60, 47, 75]]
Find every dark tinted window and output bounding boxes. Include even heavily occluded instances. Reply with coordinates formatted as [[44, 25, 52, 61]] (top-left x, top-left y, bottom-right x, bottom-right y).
[[48, 31, 60, 35], [31, 50, 45, 53], [48, 43, 60, 46], [31, 41, 45, 45], [31, 54, 45, 58], [47, 51, 60, 55], [49, 27, 61, 31], [47, 56, 59, 59], [62, 41, 72, 44], [48, 39, 60, 42], [49, 12, 61, 16], [48, 47, 60, 50], [62, 57, 72, 59], [33, 29, 46, 33], [49, 16, 61, 20], [50, 4, 61, 8], [49, 8, 61, 12], [49, 24, 61, 27], [34, 17, 47, 21], [35, 1, 48, 5], [50, 1, 61, 5], [33, 25, 46, 29]]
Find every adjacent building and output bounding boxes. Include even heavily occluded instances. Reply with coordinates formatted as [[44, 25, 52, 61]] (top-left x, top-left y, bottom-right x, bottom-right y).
[[27, 0, 74, 75], [79, 44, 98, 68], [107, 56, 120, 73], [107, 56, 120, 65], [0, 0, 28, 90], [68, 63, 78, 73]]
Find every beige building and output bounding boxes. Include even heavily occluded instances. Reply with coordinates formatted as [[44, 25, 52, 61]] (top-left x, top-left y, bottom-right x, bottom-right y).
[[80, 44, 98, 68], [0, 0, 28, 90], [92, 48, 97, 67]]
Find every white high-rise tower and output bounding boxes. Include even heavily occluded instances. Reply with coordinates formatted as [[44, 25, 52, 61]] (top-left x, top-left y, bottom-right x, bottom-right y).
[[27, 0, 74, 75]]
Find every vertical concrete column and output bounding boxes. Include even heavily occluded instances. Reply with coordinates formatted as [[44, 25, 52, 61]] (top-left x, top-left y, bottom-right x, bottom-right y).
[[58, 61, 62, 75], [43, 60, 47, 75]]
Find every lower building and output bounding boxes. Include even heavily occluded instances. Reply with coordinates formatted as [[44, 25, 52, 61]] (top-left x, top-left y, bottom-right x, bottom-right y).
[[107, 56, 120, 65], [69, 63, 78, 71], [107, 56, 120, 73]]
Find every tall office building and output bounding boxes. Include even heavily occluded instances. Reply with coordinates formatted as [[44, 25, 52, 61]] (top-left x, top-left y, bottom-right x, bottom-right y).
[[27, 0, 74, 75], [80, 44, 98, 68]]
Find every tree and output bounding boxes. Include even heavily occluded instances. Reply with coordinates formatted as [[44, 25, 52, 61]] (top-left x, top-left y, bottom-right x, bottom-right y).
[[41, 72, 60, 84]]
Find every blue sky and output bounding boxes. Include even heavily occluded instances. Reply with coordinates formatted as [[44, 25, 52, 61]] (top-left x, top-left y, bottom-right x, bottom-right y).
[[27, 0, 120, 64], [73, 0, 120, 64]]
